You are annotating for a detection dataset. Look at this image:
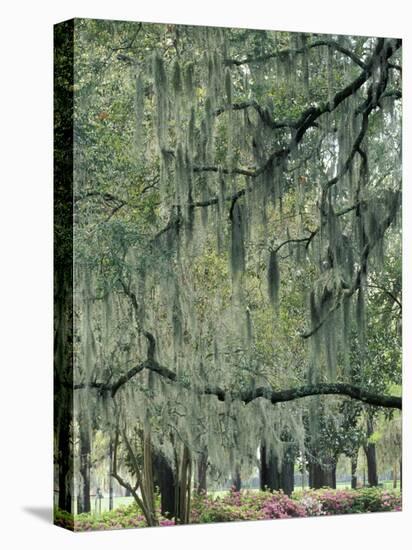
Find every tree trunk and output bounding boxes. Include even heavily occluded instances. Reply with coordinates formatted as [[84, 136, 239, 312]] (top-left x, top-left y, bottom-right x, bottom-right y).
[[308, 456, 336, 489], [57, 409, 73, 512], [309, 462, 324, 489], [112, 429, 159, 527], [176, 445, 191, 524], [142, 432, 157, 526], [197, 451, 208, 494], [78, 413, 91, 514], [331, 463, 337, 489], [260, 445, 279, 491], [301, 463, 306, 491], [280, 458, 295, 495], [364, 416, 378, 487], [351, 454, 358, 489], [153, 452, 176, 518], [364, 445, 378, 486], [260, 445, 295, 494], [54, 267, 74, 514], [109, 438, 114, 510], [54, 27, 74, 509], [232, 467, 242, 491], [392, 461, 398, 489]]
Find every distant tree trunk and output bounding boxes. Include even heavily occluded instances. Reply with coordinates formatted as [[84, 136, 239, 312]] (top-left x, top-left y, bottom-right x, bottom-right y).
[[331, 463, 337, 489], [309, 462, 323, 489], [308, 455, 336, 489], [280, 458, 295, 495], [400, 458, 402, 490], [57, 410, 73, 512], [153, 452, 176, 518], [78, 413, 91, 514], [364, 416, 378, 486], [392, 462, 398, 489], [176, 445, 191, 524], [260, 445, 279, 491], [351, 454, 358, 489], [364, 445, 378, 486], [109, 438, 114, 510], [197, 451, 208, 494], [232, 467, 242, 491], [301, 463, 306, 491], [260, 445, 295, 495], [142, 432, 157, 525]]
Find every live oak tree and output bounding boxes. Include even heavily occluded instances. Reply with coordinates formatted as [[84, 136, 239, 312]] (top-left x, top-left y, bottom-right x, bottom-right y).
[[54, 19, 402, 522]]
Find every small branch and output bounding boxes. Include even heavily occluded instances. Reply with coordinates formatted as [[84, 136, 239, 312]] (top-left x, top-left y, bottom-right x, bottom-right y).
[[74, 191, 125, 204], [105, 202, 126, 222], [388, 63, 402, 73], [111, 427, 151, 522], [273, 236, 311, 254], [214, 100, 295, 130], [367, 284, 402, 311], [267, 200, 361, 256]]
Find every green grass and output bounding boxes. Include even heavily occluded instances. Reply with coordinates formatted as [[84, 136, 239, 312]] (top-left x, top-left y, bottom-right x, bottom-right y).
[[74, 496, 135, 515], [293, 480, 400, 494]]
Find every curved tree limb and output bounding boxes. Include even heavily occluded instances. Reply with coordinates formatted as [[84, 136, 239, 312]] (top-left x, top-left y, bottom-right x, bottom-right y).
[[225, 39, 367, 70], [74, 355, 401, 410], [214, 100, 295, 130]]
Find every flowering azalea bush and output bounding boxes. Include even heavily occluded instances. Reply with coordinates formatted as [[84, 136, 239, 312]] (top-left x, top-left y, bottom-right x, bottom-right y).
[[190, 488, 266, 523], [75, 505, 148, 531], [54, 486, 401, 531], [192, 487, 311, 523], [296, 487, 402, 516], [261, 493, 307, 519], [302, 489, 356, 515], [298, 494, 325, 517], [191, 486, 401, 525], [54, 504, 170, 531]]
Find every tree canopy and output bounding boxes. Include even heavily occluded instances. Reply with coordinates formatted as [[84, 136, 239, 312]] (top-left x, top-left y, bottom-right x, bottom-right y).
[[54, 19, 402, 524]]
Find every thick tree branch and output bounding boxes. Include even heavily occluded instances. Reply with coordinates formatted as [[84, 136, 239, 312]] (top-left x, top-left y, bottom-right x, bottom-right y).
[[75, 354, 401, 410], [73, 318, 156, 398], [225, 39, 367, 70], [240, 383, 401, 409]]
